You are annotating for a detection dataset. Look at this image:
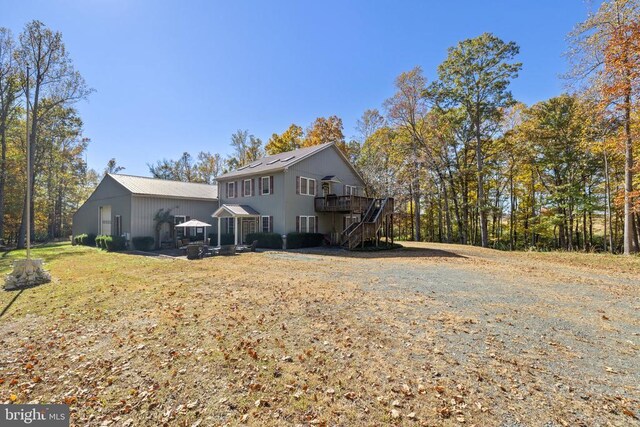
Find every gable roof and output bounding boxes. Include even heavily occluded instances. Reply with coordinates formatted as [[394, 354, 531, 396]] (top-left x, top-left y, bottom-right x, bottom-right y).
[[212, 204, 260, 218], [107, 173, 218, 200], [217, 142, 359, 181]]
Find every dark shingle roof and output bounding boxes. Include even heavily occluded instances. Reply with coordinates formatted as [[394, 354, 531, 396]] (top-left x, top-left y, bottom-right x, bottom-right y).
[[217, 143, 333, 180]]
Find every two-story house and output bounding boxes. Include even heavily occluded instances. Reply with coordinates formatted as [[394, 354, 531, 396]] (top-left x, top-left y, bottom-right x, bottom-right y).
[[212, 142, 378, 246]]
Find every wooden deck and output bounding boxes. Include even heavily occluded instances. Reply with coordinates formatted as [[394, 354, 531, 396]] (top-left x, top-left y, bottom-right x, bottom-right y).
[[314, 195, 373, 213]]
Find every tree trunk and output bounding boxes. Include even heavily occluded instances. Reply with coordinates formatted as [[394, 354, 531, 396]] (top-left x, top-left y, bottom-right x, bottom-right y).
[[623, 97, 638, 254], [18, 74, 40, 249], [0, 123, 6, 241], [412, 142, 421, 242], [476, 128, 488, 248], [604, 148, 614, 253]]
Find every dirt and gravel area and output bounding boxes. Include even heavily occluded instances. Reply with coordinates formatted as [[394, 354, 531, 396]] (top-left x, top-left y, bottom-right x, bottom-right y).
[[0, 242, 638, 426]]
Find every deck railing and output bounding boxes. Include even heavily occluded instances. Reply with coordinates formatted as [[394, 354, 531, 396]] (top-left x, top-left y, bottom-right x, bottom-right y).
[[314, 195, 373, 213]]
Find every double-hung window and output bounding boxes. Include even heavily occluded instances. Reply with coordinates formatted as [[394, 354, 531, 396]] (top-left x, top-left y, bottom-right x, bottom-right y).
[[299, 177, 316, 196], [243, 179, 252, 197], [227, 182, 236, 198], [298, 215, 316, 233], [261, 176, 271, 195], [261, 216, 271, 233], [345, 185, 357, 196]]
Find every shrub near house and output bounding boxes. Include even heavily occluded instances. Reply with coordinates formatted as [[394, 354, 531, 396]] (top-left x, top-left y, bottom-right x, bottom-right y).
[[74, 233, 96, 246], [245, 232, 283, 249], [286, 232, 324, 249], [95, 235, 127, 252], [132, 236, 155, 251]]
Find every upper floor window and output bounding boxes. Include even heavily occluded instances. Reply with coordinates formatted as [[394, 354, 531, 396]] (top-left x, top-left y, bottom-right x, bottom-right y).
[[299, 176, 316, 196], [345, 185, 357, 196], [261, 176, 271, 195], [227, 182, 236, 198], [243, 179, 252, 197]]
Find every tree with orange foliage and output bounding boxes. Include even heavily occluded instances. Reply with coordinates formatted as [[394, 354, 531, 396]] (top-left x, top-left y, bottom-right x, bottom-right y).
[[569, 0, 640, 254]]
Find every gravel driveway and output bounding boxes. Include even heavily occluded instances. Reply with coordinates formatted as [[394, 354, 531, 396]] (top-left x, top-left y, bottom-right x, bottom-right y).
[[269, 242, 640, 426]]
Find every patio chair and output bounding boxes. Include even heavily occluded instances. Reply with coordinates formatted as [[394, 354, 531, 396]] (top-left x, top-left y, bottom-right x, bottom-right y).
[[177, 238, 191, 249], [186, 244, 204, 260], [237, 240, 258, 253]]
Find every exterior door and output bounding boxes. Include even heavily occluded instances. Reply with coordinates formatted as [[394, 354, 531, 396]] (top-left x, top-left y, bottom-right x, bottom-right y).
[[242, 219, 257, 244], [100, 205, 111, 235]]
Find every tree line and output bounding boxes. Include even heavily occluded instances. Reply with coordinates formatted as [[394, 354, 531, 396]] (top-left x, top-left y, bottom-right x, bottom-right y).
[[356, 0, 639, 254], [0, 21, 94, 248]]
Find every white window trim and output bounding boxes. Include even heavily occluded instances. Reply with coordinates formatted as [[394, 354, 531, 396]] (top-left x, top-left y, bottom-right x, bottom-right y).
[[243, 179, 252, 197], [299, 215, 316, 233], [227, 182, 236, 198], [345, 185, 357, 196], [299, 176, 316, 196], [261, 215, 271, 233], [261, 176, 271, 195]]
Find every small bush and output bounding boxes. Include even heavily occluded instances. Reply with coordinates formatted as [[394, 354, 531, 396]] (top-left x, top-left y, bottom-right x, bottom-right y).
[[85, 233, 96, 246], [75, 233, 96, 246], [95, 235, 106, 249], [132, 236, 155, 251], [286, 232, 324, 249], [207, 233, 235, 245], [105, 235, 127, 252], [245, 232, 283, 249]]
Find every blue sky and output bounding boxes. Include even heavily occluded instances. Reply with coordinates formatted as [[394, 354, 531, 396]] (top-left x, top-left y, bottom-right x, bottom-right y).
[[3, 0, 599, 176]]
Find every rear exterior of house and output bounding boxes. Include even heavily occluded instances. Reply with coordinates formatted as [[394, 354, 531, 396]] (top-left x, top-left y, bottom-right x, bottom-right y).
[[72, 174, 219, 245], [214, 142, 393, 248], [73, 143, 393, 250]]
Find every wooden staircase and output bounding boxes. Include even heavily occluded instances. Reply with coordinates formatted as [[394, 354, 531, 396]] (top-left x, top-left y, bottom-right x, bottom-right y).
[[340, 197, 394, 250]]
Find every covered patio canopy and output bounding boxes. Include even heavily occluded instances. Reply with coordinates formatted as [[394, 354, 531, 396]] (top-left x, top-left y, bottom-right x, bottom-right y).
[[211, 204, 260, 246], [174, 219, 212, 243]]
